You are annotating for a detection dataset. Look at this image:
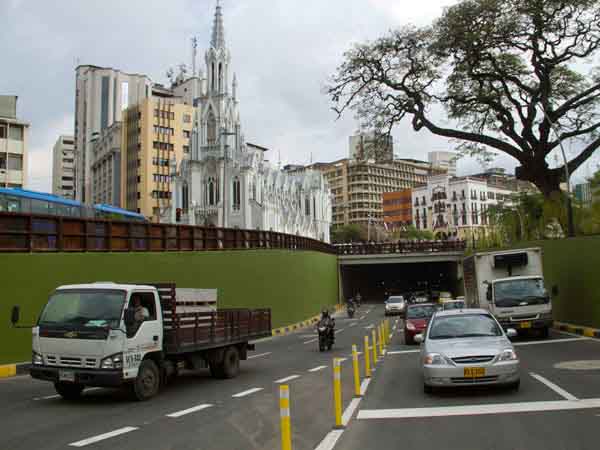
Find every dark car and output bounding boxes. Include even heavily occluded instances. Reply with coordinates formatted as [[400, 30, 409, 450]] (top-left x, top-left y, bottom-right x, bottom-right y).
[[404, 303, 437, 345]]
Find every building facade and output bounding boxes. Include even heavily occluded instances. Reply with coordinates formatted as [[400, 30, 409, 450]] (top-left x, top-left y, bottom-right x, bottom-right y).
[[167, 3, 331, 241], [349, 133, 393, 162], [51, 135, 75, 198], [313, 158, 439, 228], [382, 189, 413, 230], [428, 151, 457, 177], [574, 182, 593, 207], [0, 95, 28, 188], [75, 65, 152, 203], [91, 123, 121, 206], [120, 93, 194, 220]]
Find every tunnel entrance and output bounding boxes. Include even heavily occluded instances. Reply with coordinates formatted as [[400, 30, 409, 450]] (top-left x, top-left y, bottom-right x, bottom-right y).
[[340, 261, 461, 304]]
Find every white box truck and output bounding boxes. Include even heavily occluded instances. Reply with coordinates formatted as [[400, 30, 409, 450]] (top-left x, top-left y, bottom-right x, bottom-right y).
[[463, 247, 553, 337]]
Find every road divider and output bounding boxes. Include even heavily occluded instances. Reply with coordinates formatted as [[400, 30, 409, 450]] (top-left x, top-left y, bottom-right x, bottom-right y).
[[352, 345, 361, 397], [333, 358, 343, 429], [554, 321, 600, 338], [280, 385, 292, 450]]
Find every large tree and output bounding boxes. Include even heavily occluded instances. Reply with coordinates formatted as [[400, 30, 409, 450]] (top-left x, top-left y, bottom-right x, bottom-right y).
[[327, 0, 600, 196]]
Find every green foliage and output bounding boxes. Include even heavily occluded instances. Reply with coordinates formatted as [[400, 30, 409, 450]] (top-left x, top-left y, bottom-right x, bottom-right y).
[[390, 225, 434, 241], [331, 224, 367, 243]]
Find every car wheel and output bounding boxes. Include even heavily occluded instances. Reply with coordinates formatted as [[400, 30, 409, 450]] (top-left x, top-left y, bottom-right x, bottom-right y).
[[54, 382, 84, 400], [132, 359, 160, 401], [508, 380, 520, 391], [423, 384, 433, 394]]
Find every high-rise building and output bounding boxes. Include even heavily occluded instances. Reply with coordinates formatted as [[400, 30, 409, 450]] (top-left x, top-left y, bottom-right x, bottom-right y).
[[0, 95, 28, 188], [428, 151, 457, 177], [91, 123, 122, 206], [51, 135, 75, 198], [120, 91, 194, 221], [349, 133, 393, 162], [383, 189, 413, 231], [574, 182, 593, 207], [74, 65, 152, 203]]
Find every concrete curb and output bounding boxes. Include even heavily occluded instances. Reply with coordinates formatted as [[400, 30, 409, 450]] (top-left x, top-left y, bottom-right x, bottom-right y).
[[271, 304, 344, 337], [0, 362, 30, 378], [554, 321, 600, 338]]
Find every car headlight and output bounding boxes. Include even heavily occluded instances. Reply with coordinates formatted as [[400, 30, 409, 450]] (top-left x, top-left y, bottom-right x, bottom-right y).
[[498, 349, 518, 361], [424, 353, 451, 365], [32, 351, 43, 365], [100, 352, 123, 369]]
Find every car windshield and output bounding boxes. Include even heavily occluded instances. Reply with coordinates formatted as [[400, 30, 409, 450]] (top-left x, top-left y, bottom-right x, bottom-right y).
[[443, 301, 465, 310], [388, 297, 404, 304], [429, 314, 502, 339], [406, 305, 436, 319], [494, 278, 548, 307], [38, 289, 126, 329]]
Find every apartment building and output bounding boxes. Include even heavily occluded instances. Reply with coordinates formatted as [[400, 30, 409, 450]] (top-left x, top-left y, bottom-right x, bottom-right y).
[[51, 135, 75, 198], [0, 95, 28, 188], [120, 91, 194, 221], [428, 151, 457, 177], [382, 189, 413, 230], [91, 123, 121, 206], [349, 132, 394, 162]]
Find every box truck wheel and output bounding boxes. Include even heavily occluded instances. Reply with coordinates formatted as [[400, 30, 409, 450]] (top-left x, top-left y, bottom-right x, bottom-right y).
[[132, 359, 160, 401], [54, 382, 84, 400], [221, 346, 240, 379]]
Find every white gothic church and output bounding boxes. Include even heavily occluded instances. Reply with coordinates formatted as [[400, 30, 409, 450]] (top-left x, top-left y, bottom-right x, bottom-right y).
[[166, 2, 331, 242]]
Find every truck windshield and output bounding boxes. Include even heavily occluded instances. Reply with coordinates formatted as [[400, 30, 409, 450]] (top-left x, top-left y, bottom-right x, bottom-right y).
[[38, 289, 126, 329], [494, 278, 548, 307]]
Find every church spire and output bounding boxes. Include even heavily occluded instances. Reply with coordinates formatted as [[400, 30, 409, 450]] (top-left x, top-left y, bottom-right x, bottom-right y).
[[210, 1, 226, 50]]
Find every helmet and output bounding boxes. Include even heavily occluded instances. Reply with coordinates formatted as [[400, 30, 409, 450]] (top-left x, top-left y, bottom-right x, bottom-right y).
[[321, 309, 330, 318]]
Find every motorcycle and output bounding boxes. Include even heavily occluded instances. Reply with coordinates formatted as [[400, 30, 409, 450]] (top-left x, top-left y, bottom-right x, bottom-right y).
[[347, 303, 355, 318], [317, 325, 334, 351]]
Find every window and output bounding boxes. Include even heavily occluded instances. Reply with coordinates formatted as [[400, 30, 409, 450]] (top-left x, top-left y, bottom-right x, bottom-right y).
[[208, 177, 216, 205], [154, 109, 159, 118], [7, 154, 22, 170], [0, 154, 5, 169], [183, 130, 190, 139], [101, 76, 109, 130], [183, 114, 191, 123], [8, 125, 23, 141], [232, 177, 241, 210], [0, 125, 6, 139], [305, 196, 311, 216], [183, 145, 190, 154], [207, 110, 216, 145]]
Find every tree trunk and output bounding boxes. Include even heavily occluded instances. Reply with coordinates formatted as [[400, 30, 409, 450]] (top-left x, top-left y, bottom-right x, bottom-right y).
[[517, 159, 562, 198]]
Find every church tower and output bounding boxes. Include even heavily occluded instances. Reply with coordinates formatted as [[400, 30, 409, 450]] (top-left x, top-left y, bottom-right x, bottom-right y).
[[205, 0, 230, 96]]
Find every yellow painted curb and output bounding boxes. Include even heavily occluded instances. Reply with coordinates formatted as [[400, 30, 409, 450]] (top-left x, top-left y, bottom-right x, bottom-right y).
[[271, 313, 322, 337], [583, 328, 596, 338], [554, 321, 600, 338], [0, 364, 17, 378]]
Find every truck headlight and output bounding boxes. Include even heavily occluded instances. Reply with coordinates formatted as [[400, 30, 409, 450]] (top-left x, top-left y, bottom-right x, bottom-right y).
[[424, 353, 451, 365], [498, 349, 517, 361], [32, 351, 43, 365], [100, 353, 123, 369]]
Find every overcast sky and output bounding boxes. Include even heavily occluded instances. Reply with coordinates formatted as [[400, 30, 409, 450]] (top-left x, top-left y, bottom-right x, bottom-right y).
[[1, 0, 597, 192]]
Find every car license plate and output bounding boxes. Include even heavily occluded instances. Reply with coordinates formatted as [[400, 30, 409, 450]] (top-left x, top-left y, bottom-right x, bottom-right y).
[[464, 367, 486, 378], [59, 370, 75, 382], [520, 321, 532, 329]]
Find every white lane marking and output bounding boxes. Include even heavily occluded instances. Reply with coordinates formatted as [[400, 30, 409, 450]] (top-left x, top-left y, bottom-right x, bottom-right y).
[[314, 430, 344, 450], [359, 315, 366, 320], [232, 387, 263, 398], [357, 399, 600, 420], [514, 337, 591, 347], [308, 365, 327, 372], [360, 378, 371, 396], [35, 387, 102, 401], [275, 375, 301, 383], [364, 324, 374, 330], [303, 338, 318, 344], [334, 328, 345, 334], [166, 404, 213, 418], [530, 372, 578, 401], [337, 358, 347, 363], [342, 398, 362, 426], [69, 427, 138, 447], [386, 349, 420, 355], [349, 322, 357, 327], [248, 352, 271, 359]]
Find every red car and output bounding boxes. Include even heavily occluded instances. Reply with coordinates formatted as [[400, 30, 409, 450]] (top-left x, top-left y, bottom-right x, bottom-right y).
[[404, 303, 437, 345]]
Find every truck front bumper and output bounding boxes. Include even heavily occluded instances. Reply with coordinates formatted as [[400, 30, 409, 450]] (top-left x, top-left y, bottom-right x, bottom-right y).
[[498, 318, 553, 331], [30, 365, 124, 387]]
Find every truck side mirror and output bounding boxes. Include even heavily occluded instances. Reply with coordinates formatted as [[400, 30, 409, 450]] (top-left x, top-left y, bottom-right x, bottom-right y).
[[124, 308, 136, 327], [11, 305, 20, 326], [551, 285, 559, 297], [486, 287, 492, 301]]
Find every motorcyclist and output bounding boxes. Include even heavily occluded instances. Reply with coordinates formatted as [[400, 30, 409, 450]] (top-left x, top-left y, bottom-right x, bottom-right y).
[[318, 309, 335, 339], [355, 292, 362, 307], [346, 298, 356, 317]]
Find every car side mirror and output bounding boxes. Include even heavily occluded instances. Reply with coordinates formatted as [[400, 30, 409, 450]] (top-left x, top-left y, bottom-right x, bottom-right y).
[[506, 328, 518, 338], [414, 333, 424, 344], [124, 308, 136, 328], [551, 285, 559, 297], [11, 305, 20, 326]]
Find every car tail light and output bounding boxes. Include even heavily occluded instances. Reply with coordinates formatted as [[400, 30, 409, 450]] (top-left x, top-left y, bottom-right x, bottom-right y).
[[406, 321, 416, 331]]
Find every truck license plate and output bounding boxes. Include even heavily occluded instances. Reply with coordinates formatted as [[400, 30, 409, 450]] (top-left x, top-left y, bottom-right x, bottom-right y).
[[464, 367, 486, 378], [59, 370, 75, 382], [520, 321, 532, 329]]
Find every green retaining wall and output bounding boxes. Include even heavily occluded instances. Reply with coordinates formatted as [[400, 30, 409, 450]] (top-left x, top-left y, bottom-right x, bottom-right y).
[[0, 250, 338, 364]]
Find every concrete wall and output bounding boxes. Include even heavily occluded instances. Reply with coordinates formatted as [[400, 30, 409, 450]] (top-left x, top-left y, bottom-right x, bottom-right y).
[[0, 250, 338, 364]]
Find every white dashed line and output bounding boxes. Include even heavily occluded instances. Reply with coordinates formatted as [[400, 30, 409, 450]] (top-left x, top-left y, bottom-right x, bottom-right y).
[[33, 394, 61, 401], [232, 387, 263, 398], [530, 372, 578, 400], [335, 328, 345, 334], [275, 375, 301, 383], [308, 365, 327, 372], [166, 404, 213, 418], [386, 349, 420, 355], [359, 315, 366, 320], [514, 337, 590, 346], [314, 430, 344, 450], [349, 323, 357, 327], [303, 338, 318, 344], [342, 398, 361, 426], [69, 427, 138, 447], [360, 378, 371, 395], [336, 357, 348, 363], [248, 352, 271, 359]]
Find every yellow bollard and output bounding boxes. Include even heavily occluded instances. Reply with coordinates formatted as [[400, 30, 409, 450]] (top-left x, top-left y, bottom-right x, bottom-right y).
[[364, 335, 371, 378], [333, 358, 343, 428], [379, 324, 384, 354], [352, 344, 361, 397], [279, 385, 292, 450], [385, 320, 390, 343], [372, 329, 378, 364]]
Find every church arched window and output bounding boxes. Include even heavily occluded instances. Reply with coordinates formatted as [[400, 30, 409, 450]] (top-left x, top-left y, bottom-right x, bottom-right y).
[[218, 63, 223, 93], [207, 110, 216, 145], [208, 177, 216, 205], [182, 182, 189, 212], [233, 177, 241, 210], [211, 63, 215, 91]]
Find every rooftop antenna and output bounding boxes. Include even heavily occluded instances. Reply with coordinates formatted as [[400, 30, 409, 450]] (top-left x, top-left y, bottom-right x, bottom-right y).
[[191, 36, 198, 77]]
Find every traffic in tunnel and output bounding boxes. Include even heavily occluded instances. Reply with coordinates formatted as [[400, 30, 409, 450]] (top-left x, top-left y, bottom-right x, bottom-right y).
[[340, 261, 461, 303]]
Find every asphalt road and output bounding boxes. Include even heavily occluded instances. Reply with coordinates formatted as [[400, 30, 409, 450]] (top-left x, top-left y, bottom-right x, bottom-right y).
[[335, 322, 600, 450], [0, 305, 383, 450]]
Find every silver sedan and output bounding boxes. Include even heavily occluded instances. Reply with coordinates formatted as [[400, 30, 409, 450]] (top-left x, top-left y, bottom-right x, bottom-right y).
[[416, 309, 520, 393]]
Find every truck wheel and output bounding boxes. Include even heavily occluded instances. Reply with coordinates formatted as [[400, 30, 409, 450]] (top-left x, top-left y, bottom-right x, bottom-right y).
[[54, 382, 84, 400], [540, 327, 549, 339], [221, 346, 240, 379], [133, 359, 160, 401], [209, 361, 224, 378]]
